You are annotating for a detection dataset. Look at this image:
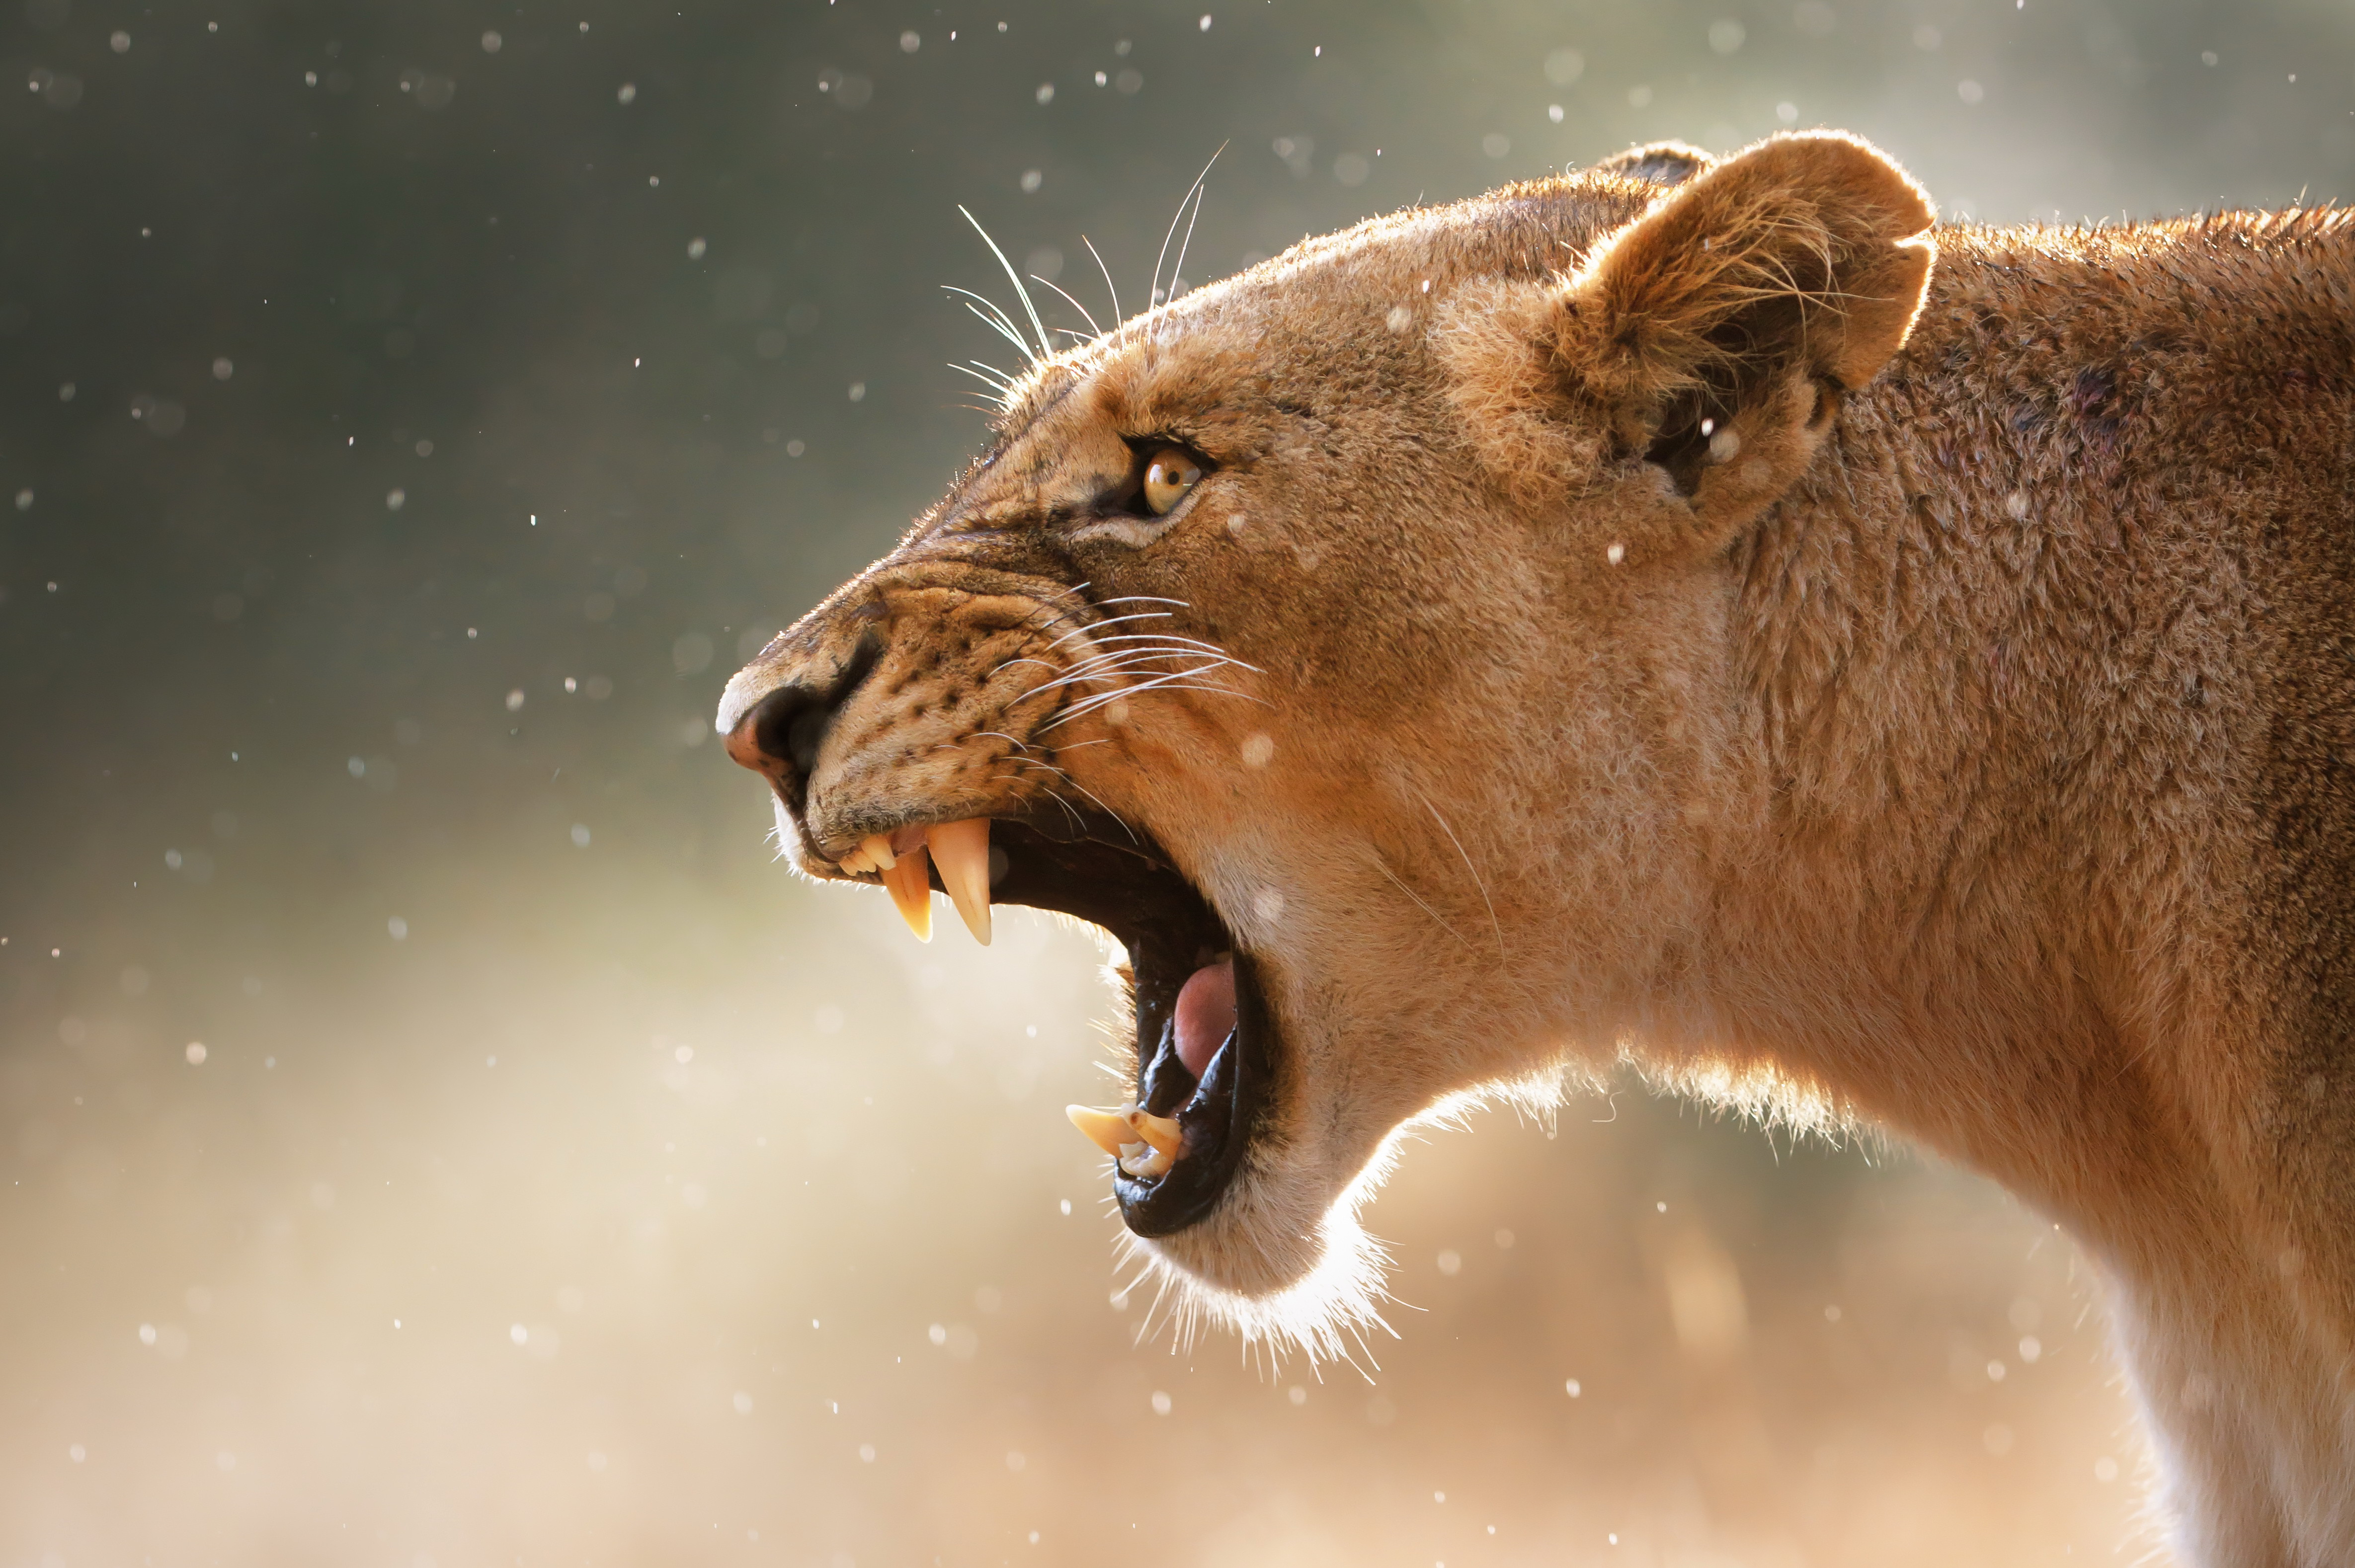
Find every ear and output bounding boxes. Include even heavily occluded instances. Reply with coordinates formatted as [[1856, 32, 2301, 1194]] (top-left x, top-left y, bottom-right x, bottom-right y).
[[1555, 131, 1935, 524], [1590, 140, 1714, 188], [1439, 131, 1935, 544]]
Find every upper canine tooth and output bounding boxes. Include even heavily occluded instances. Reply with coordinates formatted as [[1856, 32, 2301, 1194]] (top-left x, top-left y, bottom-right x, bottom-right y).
[[882, 844, 932, 942], [860, 833, 897, 871], [1130, 1111, 1184, 1160], [1067, 1104, 1132, 1158], [926, 819, 993, 945]]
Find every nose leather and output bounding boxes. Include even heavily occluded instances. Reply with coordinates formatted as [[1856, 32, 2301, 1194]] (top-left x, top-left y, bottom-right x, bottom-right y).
[[723, 630, 883, 808]]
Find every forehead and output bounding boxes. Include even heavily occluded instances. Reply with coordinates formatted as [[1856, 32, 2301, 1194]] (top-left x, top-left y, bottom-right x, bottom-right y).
[[985, 175, 1640, 440]]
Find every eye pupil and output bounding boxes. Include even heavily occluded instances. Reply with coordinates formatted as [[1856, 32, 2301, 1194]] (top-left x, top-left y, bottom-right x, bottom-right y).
[[1140, 446, 1201, 517]]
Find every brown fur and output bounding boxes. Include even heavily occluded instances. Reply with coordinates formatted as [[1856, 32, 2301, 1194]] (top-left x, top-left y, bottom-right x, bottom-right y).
[[719, 133, 2355, 1565]]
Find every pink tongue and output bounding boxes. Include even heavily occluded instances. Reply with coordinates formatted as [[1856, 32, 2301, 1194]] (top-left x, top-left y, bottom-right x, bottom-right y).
[[1173, 957, 1237, 1079]]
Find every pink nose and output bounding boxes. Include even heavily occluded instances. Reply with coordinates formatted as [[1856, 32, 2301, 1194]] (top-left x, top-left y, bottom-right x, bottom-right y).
[[721, 633, 883, 803]]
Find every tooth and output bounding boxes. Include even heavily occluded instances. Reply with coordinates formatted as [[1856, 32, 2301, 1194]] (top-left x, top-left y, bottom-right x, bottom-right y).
[[1067, 1104, 1133, 1158], [926, 818, 993, 945], [860, 833, 897, 871], [882, 844, 932, 941], [1130, 1112, 1184, 1160], [1120, 1145, 1174, 1179], [838, 847, 874, 874]]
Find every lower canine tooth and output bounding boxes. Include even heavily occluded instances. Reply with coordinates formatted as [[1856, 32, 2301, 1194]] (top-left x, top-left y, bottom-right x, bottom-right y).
[[1067, 1104, 1133, 1158], [882, 845, 932, 942], [1130, 1112, 1184, 1160], [927, 818, 993, 945], [1121, 1146, 1174, 1179]]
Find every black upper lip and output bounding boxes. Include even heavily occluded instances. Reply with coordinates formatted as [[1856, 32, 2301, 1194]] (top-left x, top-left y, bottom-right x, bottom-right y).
[[966, 813, 1267, 1237]]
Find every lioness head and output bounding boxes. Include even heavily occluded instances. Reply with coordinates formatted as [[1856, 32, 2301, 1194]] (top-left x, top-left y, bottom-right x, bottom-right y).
[[719, 132, 1935, 1349]]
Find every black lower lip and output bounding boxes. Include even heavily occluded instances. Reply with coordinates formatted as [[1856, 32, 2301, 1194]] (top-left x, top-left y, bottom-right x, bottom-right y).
[[979, 816, 1268, 1238], [1115, 949, 1269, 1237]]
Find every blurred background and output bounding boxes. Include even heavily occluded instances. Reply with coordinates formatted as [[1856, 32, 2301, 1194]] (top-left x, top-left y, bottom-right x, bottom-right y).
[[3, 0, 2350, 1563]]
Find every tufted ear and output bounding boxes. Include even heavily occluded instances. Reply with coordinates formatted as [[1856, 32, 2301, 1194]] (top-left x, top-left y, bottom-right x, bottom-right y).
[[1442, 132, 1935, 545], [1557, 131, 1935, 518]]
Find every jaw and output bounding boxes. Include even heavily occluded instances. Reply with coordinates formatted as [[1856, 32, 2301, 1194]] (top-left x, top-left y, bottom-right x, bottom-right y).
[[971, 814, 1270, 1237], [790, 788, 1454, 1341]]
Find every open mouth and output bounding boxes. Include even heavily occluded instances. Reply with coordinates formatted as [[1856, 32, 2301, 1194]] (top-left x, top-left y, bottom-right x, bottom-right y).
[[840, 813, 1270, 1238]]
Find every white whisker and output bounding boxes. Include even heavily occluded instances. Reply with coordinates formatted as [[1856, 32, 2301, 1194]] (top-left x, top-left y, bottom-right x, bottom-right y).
[[953, 297, 1037, 364], [942, 285, 1032, 351], [1042, 609, 1176, 653], [947, 364, 1013, 405], [1369, 852, 1471, 948], [1038, 666, 1264, 732], [1169, 182, 1205, 302], [959, 204, 1052, 361], [1082, 235, 1124, 340], [1029, 272, 1104, 338], [949, 362, 1012, 391], [1149, 148, 1225, 315], [1415, 789, 1505, 965]]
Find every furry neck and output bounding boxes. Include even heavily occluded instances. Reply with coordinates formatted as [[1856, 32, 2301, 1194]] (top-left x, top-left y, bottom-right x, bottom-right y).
[[1689, 216, 2355, 1566]]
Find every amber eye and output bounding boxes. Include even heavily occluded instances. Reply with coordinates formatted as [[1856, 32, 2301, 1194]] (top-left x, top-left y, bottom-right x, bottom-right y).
[[1140, 447, 1204, 516]]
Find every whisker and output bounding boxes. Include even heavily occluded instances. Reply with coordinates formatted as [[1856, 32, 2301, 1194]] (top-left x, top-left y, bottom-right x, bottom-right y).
[[1082, 235, 1124, 340], [949, 362, 1012, 391], [1048, 647, 1251, 681], [999, 773, 1088, 832], [1029, 648, 1214, 683], [1027, 663, 1253, 706], [994, 638, 1194, 686], [1068, 631, 1250, 660], [942, 285, 1033, 351], [1149, 147, 1225, 314], [1042, 609, 1176, 653], [953, 297, 1037, 364], [1168, 182, 1205, 303], [1038, 668, 1263, 732], [1371, 854, 1470, 946], [959, 204, 1053, 361], [1023, 650, 1246, 696], [947, 364, 1013, 404], [971, 730, 1035, 753], [1415, 789, 1505, 966], [1029, 272, 1104, 338], [1036, 769, 1138, 841]]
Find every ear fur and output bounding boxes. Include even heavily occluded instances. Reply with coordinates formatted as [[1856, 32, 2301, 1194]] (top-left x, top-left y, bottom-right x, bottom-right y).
[[1556, 130, 1935, 413], [1590, 140, 1715, 189], [1438, 131, 1934, 533]]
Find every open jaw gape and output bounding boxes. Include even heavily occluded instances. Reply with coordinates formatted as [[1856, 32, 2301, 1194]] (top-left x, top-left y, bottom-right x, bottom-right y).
[[782, 804, 1273, 1239], [718, 130, 2355, 1565]]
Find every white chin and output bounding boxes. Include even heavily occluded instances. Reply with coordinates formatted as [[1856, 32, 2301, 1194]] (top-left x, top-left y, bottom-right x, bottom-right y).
[[1122, 1163, 1397, 1366]]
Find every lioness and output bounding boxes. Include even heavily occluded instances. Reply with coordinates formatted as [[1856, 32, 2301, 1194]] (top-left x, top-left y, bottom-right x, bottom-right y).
[[719, 133, 2355, 1565]]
